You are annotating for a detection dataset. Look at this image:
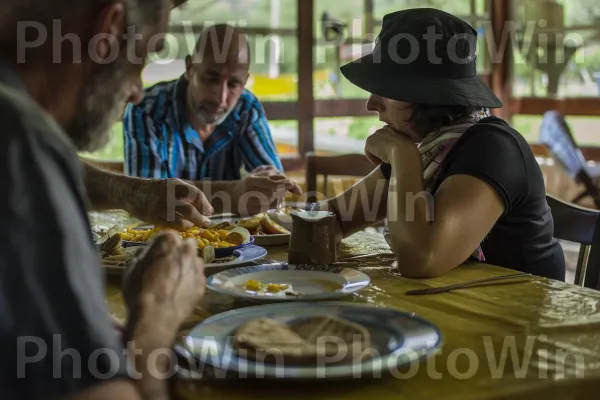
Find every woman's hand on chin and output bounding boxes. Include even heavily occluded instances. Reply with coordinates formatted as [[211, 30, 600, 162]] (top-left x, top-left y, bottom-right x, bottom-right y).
[[364, 125, 417, 165]]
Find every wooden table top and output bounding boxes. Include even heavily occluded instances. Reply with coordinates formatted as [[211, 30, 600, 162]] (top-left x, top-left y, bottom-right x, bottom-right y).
[[103, 228, 600, 400]]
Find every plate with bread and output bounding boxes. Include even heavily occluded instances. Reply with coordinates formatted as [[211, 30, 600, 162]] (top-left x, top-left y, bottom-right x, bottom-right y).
[[184, 302, 442, 379], [206, 263, 371, 302], [209, 211, 293, 246]]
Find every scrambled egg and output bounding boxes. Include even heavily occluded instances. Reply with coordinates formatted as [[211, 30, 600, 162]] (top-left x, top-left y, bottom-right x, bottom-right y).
[[245, 279, 289, 293]]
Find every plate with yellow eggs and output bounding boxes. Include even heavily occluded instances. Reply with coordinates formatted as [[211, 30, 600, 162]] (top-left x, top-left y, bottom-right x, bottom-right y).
[[119, 224, 255, 258], [97, 228, 268, 277], [207, 263, 371, 303]]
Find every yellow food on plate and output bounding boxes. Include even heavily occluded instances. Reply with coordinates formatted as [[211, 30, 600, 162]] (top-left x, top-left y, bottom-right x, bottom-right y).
[[119, 226, 251, 249], [237, 213, 290, 236], [237, 214, 263, 231], [259, 214, 290, 235], [225, 227, 252, 245], [245, 279, 290, 293]]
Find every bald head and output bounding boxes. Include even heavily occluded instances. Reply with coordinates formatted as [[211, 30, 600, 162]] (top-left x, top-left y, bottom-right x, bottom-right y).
[[192, 24, 251, 66], [184, 24, 251, 127]]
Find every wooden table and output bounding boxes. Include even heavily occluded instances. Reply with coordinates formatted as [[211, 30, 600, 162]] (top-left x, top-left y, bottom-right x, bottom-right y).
[[104, 229, 600, 400]]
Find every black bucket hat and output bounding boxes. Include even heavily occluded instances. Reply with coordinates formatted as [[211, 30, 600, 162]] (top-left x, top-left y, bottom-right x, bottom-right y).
[[340, 8, 502, 108]]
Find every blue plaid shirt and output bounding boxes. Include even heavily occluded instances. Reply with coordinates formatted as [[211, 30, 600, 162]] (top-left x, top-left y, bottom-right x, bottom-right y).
[[123, 75, 282, 180]]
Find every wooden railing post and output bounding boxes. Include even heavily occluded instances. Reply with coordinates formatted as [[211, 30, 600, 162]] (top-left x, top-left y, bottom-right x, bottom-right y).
[[490, 0, 512, 121], [298, 0, 315, 157]]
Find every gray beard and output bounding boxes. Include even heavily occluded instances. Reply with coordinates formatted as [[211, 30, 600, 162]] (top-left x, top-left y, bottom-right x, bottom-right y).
[[196, 110, 229, 126], [190, 97, 231, 126], [65, 55, 130, 152]]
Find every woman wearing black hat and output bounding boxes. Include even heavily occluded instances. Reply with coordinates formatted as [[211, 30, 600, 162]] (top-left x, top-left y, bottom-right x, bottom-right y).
[[319, 8, 566, 281]]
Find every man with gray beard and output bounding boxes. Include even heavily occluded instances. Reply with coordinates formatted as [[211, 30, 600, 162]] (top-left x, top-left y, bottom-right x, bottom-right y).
[[0, 1, 206, 399]]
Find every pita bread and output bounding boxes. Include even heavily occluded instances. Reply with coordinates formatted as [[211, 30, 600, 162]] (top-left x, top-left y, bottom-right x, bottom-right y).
[[290, 315, 373, 364], [233, 315, 373, 366], [233, 318, 316, 365]]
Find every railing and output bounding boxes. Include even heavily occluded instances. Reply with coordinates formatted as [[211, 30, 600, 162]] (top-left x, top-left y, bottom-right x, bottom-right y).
[[150, 1, 600, 172]]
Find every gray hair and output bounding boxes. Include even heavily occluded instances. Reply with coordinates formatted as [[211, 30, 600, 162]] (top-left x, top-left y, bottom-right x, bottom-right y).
[[0, 0, 184, 59], [1, 0, 166, 25]]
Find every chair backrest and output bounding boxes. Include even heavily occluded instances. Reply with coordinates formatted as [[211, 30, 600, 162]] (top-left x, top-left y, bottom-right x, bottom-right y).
[[540, 111, 600, 209], [305, 152, 376, 202], [540, 111, 588, 177], [546, 193, 600, 290]]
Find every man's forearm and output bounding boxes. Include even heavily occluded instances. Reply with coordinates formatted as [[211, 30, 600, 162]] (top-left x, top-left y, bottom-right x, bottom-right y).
[[126, 313, 178, 400], [82, 160, 143, 211], [191, 180, 236, 214]]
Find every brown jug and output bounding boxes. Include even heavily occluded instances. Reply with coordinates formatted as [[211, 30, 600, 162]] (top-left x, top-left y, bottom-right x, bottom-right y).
[[288, 210, 337, 265]]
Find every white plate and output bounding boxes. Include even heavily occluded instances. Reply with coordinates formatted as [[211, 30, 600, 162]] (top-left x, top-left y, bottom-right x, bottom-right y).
[[204, 246, 268, 270], [120, 225, 255, 258], [101, 245, 268, 277], [206, 263, 371, 302], [184, 302, 443, 380]]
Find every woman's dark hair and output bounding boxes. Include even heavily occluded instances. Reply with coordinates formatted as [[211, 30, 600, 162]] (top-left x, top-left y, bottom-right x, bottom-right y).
[[407, 104, 486, 136]]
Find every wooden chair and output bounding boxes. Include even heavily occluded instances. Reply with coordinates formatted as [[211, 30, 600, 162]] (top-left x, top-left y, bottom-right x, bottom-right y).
[[305, 152, 377, 203], [540, 111, 600, 209], [546, 193, 600, 290]]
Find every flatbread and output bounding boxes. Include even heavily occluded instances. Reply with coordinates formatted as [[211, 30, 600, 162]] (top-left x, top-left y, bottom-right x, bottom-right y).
[[289, 315, 373, 364], [233, 318, 316, 365], [233, 316, 373, 366]]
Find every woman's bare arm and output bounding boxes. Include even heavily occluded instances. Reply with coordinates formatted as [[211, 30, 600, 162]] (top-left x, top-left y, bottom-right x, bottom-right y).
[[319, 167, 389, 241]]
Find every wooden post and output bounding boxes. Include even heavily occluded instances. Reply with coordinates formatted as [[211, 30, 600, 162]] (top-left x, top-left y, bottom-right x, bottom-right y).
[[490, 0, 512, 120], [297, 0, 315, 156], [364, 0, 374, 36]]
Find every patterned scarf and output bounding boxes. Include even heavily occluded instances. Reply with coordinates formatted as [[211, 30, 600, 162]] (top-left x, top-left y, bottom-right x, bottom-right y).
[[384, 109, 489, 263]]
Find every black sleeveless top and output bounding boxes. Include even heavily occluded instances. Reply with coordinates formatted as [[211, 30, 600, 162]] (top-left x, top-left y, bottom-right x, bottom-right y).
[[380, 116, 565, 281]]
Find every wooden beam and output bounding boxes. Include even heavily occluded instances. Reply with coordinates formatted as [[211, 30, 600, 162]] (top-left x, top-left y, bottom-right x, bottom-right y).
[[169, 24, 376, 46], [297, 0, 314, 156], [510, 97, 600, 116], [479, 73, 492, 87], [490, 0, 512, 120], [480, 0, 491, 73], [168, 25, 297, 36], [314, 99, 374, 118], [262, 100, 374, 120], [261, 102, 297, 120], [364, 0, 374, 35], [371, 15, 492, 26], [263, 75, 491, 120], [281, 155, 304, 172], [529, 143, 550, 157], [530, 143, 600, 161]]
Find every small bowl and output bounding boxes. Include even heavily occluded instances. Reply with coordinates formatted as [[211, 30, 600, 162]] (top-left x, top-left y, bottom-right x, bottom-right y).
[[214, 237, 255, 258]]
